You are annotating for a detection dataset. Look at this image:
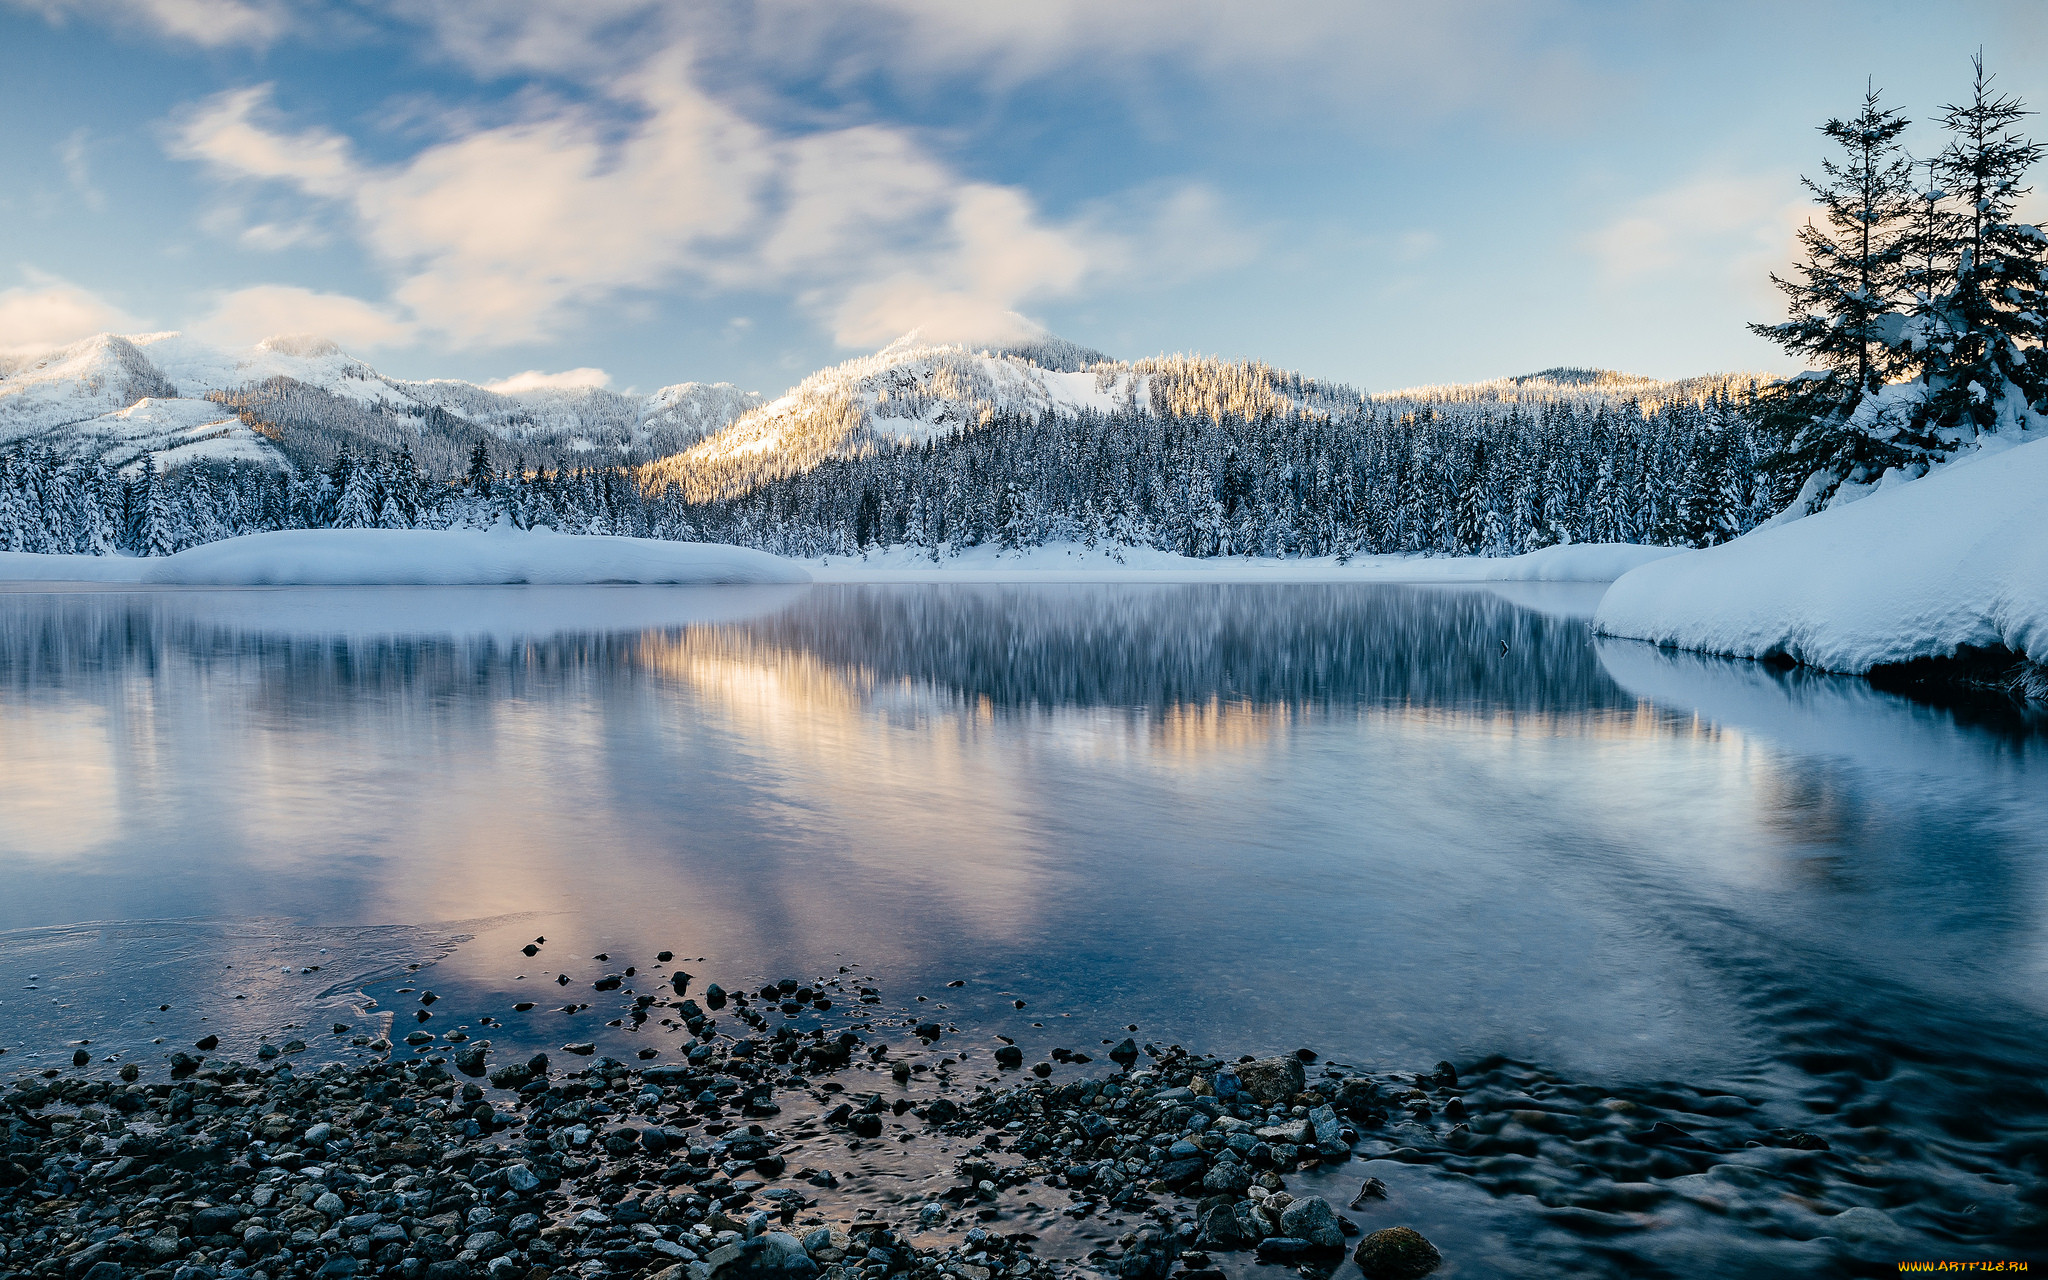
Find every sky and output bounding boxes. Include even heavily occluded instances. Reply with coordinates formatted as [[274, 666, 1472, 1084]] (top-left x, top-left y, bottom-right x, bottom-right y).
[[1, 0, 2044, 398]]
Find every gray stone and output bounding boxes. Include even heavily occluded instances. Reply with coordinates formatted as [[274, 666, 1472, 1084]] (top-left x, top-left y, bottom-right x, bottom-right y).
[[463, 1230, 508, 1258], [1200, 1157, 1251, 1195], [1197, 1203, 1252, 1250], [1234, 1058, 1306, 1104], [1277, 1196, 1344, 1248], [1230, 1201, 1274, 1243], [504, 1163, 540, 1193], [312, 1191, 345, 1217]]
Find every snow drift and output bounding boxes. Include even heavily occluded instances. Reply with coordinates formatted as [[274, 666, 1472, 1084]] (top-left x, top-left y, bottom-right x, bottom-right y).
[[0, 528, 811, 587], [1595, 435, 2048, 672]]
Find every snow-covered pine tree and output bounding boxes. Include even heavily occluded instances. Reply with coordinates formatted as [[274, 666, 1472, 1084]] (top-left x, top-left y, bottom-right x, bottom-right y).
[[333, 452, 380, 530], [1917, 54, 2048, 438], [1750, 83, 1923, 510], [144, 460, 179, 557]]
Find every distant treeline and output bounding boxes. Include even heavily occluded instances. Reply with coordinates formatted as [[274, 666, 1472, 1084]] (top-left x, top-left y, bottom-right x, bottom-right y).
[[1, 376, 1780, 559]]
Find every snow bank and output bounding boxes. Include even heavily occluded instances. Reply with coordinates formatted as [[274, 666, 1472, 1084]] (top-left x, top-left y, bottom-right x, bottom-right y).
[[0, 528, 811, 587], [808, 540, 1682, 585], [1596, 436, 2048, 671]]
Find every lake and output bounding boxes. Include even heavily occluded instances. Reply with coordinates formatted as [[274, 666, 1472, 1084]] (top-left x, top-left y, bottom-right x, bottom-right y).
[[1, 581, 2043, 1275]]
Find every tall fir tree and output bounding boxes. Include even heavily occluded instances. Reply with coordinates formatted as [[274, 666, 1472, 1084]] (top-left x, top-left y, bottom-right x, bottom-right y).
[[1918, 53, 2048, 437], [1750, 83, 1923, 507]]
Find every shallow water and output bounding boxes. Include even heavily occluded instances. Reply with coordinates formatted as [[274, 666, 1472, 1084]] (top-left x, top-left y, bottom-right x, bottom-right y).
[[1, 581, 2044, 1273]]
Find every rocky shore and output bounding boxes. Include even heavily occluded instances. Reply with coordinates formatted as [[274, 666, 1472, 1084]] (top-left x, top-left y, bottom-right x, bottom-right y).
[[0, 959, 2021, 1280], [0, 1026, 1451, 1280]]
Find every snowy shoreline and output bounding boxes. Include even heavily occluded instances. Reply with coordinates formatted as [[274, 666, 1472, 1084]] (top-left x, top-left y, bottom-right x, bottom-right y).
[[1595, 435, 2048, 690], [0, 532, 1682, 590]]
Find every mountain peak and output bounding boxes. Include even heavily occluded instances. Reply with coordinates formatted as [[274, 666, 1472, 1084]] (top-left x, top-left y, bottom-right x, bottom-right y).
[[877, 315, 1112, 373]]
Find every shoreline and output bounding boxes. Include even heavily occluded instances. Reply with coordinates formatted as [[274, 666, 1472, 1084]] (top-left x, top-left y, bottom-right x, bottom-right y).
[[1, 962, 2004, 1280]]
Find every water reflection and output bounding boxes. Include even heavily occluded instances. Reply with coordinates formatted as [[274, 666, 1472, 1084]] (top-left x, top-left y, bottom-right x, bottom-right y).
[[0, 583, 2041, 1093]]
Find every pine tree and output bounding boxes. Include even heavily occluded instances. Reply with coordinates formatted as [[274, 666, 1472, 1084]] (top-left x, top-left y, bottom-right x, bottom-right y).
[[1750, 83, 1922, 505], [467, 440, 495, 496], [334, 453, 380, 529], [144, 460, 178, 557], [1919, 53, 2048, 437]]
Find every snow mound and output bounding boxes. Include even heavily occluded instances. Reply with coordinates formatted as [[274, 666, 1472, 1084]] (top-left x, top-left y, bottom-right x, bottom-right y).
[[1595, 436, 2048, 671], [0, 529, 812, 587]]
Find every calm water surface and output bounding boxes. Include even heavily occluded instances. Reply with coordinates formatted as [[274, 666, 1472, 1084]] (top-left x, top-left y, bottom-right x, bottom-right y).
[[1, 582, 2044, 1275]]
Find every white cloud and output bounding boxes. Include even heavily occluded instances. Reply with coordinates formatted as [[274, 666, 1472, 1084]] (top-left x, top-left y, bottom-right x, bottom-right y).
[[481, 367, 611, 393], [10, 0, 288, 47], [398, 0, 1604, 136], [170, 67, 1127, 351], [0, 275, 139, 356], [1585, 171, 1809, 299], [191, 284, 413, 349]]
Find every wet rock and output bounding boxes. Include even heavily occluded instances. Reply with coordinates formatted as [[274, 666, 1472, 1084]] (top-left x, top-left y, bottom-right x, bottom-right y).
[[1349, 1177, 1388, 1207], [1278, 1195, 1344, 1248], [1198, 1202, 1253, 1249], [1201, 1156, 1253, 1195], [1254, 1237, 1312, 1261], [194, 1034, 219, 1051], [1115, 1225, 1179, 1280], [1109, 1038, 1140, 1068], [1230, 1200, 1274, 1243], [1353, 1226, 1442, 1279], [70, 1048, 89, 1067], [708, 1230, 817, 1280], [1234, 1056, 1305, 1104], [993, 1046, 1024, 1069], [454, 1043, 489, 1076]]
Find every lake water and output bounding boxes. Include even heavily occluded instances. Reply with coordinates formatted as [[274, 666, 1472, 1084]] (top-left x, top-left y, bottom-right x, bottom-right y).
[[1, 581, 2044, 1275]]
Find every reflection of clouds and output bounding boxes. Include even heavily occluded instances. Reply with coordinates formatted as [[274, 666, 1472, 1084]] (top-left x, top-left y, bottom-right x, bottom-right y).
[[0, 699, 118, 859], [632, 634, 1047, 942]]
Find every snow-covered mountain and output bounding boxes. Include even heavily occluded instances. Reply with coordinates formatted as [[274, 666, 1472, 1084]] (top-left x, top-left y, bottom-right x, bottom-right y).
[[0, 332, 762, 475], [645, 323, 1373, 502]]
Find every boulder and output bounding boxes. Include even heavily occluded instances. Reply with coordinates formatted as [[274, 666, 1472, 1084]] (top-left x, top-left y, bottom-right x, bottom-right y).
[[1277, 1195, 1344, 1248], [1235, 1058, 1305, 1104], [1353, 1226, 1442, 1279]]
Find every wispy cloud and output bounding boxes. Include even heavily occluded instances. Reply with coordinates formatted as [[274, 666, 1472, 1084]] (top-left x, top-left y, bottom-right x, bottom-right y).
[[58, 128, 104, 212], [10, 0, 289, 47], [191, 284, 413, 349], [167, 63, 1146, 350], [1585, 170, 1808, 298], [0, 273, 140, 356], [481, 367, 611, 394]]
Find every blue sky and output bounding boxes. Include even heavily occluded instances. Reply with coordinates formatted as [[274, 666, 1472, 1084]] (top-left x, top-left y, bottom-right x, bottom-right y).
[[1, 0, 2043, 396]]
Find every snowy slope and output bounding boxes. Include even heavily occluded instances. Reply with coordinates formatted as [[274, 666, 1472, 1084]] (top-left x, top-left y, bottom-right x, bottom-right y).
[[0, 527, 810, 586], [0, 334, 179, 440], [0, 331, 762, 471], [682, 335, 1146, 468], [1595, 435, 2048, 671], [652, 322, 1375, 501]]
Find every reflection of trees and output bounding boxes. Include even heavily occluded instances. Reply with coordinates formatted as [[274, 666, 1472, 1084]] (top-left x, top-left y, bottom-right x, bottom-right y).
[[725, 585, 1637, 718], [0, 584, 1640, 724]]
